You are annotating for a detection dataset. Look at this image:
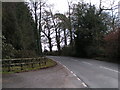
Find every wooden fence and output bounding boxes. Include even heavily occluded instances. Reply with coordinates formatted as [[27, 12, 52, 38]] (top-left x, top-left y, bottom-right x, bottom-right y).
[[2, 57, 47, 72]]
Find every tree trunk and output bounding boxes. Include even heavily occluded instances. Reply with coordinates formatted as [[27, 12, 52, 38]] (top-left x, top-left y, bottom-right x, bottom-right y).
[[63, 28, 67, 46], [34, 2, 39, 54], [58, 29, 61, 51], [38, 1, 42, 55], [50, 10, 61, 52], [68, 3, 73, 45], [55, 29, 61, 52], [48, 37, 52, 52]]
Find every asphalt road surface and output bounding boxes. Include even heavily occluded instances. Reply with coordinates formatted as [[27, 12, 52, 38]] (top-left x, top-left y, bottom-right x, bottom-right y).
[[47, 56, 119, 88], [3, 63, 85, 88]]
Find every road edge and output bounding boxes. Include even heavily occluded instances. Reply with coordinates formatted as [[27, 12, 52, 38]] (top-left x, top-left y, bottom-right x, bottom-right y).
[[49, 57, 88, 88]]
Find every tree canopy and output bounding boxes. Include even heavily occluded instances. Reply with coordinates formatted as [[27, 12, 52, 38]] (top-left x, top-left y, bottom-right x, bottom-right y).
[[2, 2, 36, 58]]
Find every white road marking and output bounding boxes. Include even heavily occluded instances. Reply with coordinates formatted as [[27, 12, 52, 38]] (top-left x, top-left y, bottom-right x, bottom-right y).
[[73, 73, 77, 77], [52, 59, 88, 88], [77, 78, 81, 80], [82, 83, 87, 87], [82, 61, 92, 65], [100, 66, 119, 73], [70, 71, 74, 73]]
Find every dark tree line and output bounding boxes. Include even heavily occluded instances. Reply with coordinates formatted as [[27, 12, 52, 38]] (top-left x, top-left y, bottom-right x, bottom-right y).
[[2, 2, 37, 58], [73, 3, 107, 57]]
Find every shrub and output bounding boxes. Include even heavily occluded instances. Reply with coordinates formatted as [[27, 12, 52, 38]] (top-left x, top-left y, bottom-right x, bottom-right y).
[[2, 42, 17, 59], [61, 46, 76, 56], [2, 42, 37, 59], [15, 50, 37, 58], [86, 46, 105, 58]]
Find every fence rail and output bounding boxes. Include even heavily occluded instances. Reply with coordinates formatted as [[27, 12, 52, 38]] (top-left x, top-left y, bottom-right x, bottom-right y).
[[2, 57, 47, 72]]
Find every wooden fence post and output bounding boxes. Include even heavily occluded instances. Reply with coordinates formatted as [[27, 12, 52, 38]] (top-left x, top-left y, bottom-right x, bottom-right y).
[[21, 59, 23, 71], [31, 59, 34, 68], [8, 60, 11, 72], [39, 58, 40, 67], [21, 64, 23, 71]]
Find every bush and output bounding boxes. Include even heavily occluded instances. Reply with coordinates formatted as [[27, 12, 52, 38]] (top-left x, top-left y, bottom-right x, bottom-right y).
[[43, 51, 60, 56], [2, 42, 17, 59], [61, 46, 76, 56], [2, 42, 37, 59], [15, 50, 37, 58], [103, 28, 119, 62], [86, 46, 105, 58]]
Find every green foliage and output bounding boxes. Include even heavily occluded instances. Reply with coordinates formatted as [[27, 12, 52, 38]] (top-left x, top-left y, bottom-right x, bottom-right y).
[[2, 3, 22, 50], [2, 42, 17, 59], [55, 13, 70, 29], [2, 2, 36, 58], [73, 3, 108, 57], [61, 46, 76, 56], [15, 50, 37, 58], [85, 46, 105, 58], [43, 51, 60, 56]]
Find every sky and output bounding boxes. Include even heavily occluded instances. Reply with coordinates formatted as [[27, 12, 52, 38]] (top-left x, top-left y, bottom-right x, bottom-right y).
[[47, 0, 120, 14]]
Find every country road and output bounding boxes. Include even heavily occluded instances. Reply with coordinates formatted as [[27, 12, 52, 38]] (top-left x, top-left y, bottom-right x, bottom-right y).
[[3, 62, 85, 88], [47, 56, 119, 88]]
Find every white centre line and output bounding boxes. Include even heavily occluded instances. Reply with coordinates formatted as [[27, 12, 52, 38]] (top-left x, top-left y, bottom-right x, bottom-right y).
[[82, 61, 92, 65], [100, 66, 119, 73]]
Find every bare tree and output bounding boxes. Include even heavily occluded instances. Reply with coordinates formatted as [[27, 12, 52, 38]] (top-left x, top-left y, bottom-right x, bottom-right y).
[[42, 10, 54, 52], [98, 0, 112, 15], [28, 0, 47, 55], [50, 10, 61, 52], [55, 13, 70, 46], [29, 1, 39, 54], [38, 0, 46, 55], [67, 1, 73, 45]]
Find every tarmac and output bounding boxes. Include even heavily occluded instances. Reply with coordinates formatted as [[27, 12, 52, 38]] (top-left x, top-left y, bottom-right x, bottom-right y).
[[2, 63, 85, 88]]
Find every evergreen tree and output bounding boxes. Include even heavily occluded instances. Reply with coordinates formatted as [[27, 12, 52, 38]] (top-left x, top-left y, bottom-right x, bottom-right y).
[[73, 3, 107, 57], [2, 2, 36, 58]]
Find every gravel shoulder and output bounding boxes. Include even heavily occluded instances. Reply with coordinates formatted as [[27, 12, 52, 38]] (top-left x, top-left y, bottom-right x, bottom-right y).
[[2, 63, 85, 88]]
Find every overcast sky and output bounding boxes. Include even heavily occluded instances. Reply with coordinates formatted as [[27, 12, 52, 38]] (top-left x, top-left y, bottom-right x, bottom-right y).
[[47, 0, 120, 14]]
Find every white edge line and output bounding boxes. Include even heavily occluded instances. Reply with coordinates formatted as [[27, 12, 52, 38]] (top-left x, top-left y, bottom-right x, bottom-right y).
[[51, 59, 88, 88], [77, 78, 81, 81], [82, 83, 87, 87], [73, 73, 77, 77]]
